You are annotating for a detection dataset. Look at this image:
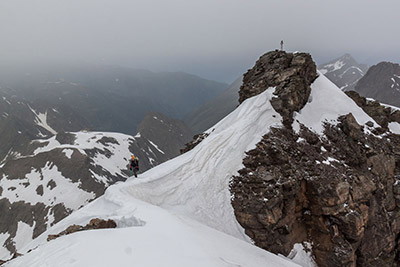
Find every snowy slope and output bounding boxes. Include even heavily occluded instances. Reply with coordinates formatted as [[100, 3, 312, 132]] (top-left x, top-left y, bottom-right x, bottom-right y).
[[6, 89, 300, 267], [6, 72, 378, 267], [293, 71, 378, 133], [0, 131, 134, 260]]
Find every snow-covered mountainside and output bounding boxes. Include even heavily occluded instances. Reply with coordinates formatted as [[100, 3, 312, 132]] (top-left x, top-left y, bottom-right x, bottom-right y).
[[0, 125, 191, 261], [5, 87, 304, 267], [355, 61, 400, 108], [0, 80, 194, 261], [0, 63, 227, 135], [6, 50, 400, 267], [318, 54, 368, 91], [0, 131, 133, 261]]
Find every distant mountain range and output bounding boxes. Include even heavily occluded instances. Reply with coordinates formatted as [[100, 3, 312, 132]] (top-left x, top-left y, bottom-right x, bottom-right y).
[[0, 64, 211, 259], [318, 54, 368, 91], [185, 77, 241, 133], [0, 63, 227, 136], [8, 50, 400, 267]]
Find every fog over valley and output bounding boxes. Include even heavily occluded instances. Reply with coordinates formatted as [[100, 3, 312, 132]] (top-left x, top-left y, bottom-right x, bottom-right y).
[[0, 0, 399, 82]]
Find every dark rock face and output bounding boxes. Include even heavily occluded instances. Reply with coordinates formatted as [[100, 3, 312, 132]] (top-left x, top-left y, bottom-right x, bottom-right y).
[[355, 61, 400, 107], [231, 50, 400, 266], [132, 112, 193, 170], [239, 50, 317, 127], [346, 90, 400, 129], [180, 133, 210, 154], [231, 118, 400, 266]]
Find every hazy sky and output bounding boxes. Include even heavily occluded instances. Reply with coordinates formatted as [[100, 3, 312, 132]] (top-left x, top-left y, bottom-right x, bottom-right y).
[[0, 0, 399, 82]]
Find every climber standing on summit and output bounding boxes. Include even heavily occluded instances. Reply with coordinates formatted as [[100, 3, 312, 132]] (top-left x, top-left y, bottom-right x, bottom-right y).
[[280, 40, 284, 51], [129, 155, 139, 178]]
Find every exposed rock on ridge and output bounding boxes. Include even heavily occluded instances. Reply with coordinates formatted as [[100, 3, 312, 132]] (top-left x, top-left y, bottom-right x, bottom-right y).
[[47, 218, 117, 241], [231, 50, 400, 266], [239, 50, 317, 127], [346, 90, 400, 129], [232, 118, 400, 266]]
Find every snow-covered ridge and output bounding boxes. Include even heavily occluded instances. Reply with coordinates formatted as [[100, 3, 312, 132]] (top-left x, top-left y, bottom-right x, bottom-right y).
[[7, 72, 380, 267], [294, 71, 377, 134], [7, 89, 303, 267]]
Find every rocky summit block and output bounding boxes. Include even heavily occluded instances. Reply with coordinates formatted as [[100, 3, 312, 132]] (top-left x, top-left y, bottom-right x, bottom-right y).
[[231, 50, 400, 266], [239, 50, 317, 127]]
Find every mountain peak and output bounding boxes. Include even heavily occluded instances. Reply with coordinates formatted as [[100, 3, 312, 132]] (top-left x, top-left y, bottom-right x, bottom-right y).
[[355, 61, 400, 107], [239, 50, 317, 127], [318, 53, 368, 91]]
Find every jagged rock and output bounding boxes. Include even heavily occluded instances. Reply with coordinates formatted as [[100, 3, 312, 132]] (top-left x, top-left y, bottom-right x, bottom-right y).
[[180, 132, 210, 154], [232, 52, 400, 266], [239, 50, 317, 127], [339, 113, 363, 141], [231, 117, 400, 266], [345, 90, 399, 128], [47, 218, 117, 241], [55, 132, 76, 145]]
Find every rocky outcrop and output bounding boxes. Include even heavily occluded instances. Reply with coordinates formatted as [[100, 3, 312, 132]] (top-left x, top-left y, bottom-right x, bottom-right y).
[[346, 90, 400, 129], [239, 50, 317, 127], [47, 218, 117, 241], [180, 133, 210, 154], [231, 117, 400, 266], [231, 50, 400, 266]]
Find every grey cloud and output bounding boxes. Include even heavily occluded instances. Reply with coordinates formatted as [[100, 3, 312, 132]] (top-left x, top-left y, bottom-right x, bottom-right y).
[[0, 0, 399, 82]]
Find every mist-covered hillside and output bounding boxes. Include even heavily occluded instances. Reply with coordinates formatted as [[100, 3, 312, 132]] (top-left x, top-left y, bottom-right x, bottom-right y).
[[0, 63, 227, 135], [185, 77, 241, 134]]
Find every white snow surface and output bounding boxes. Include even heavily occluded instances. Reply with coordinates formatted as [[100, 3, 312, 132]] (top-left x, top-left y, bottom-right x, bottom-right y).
[[13, 222, 35, 252], [28, 106, 57, 135], [293, 71, 377, 133], [319, 59, 345, 74], [33, 131, 134, 184], [0, 162, 95, 210], [0, 233, 11, 259], [63, 149, 74, 159], [148, 140, 165, 154], [287, 243, 316, 267], [7, 89, 303, 267], [389, 122, 400, 135]]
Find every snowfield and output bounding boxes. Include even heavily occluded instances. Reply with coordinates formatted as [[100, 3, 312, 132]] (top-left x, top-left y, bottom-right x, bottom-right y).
[[6, 73, 378, 267], [293, 71, 377, 134]]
